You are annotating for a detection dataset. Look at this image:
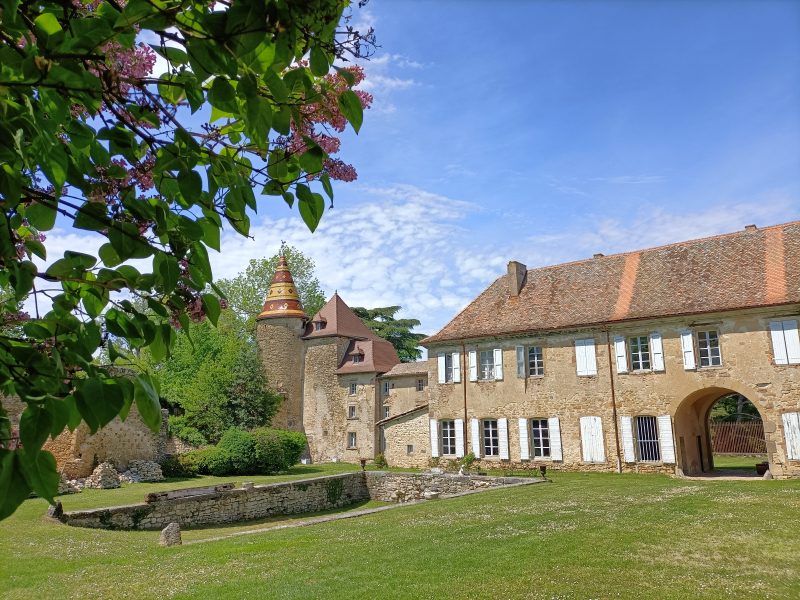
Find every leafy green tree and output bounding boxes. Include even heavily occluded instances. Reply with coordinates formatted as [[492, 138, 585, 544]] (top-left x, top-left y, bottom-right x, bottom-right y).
[[147, 310, 281, 444], [0, 0, 373, 518], [709, 394, 761, 422], [217, 245, 326, 323], [351, 306, 425, 362]]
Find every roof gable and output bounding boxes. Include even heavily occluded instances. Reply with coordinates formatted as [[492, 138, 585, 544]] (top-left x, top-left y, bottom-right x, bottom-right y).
[[424, 221, 800, 345], [303, 293, 378, 340]]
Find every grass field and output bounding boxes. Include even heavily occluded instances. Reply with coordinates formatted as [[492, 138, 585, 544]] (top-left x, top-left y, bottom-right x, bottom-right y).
[[2, 465, 799, 599], [712, 454, 768, 471]]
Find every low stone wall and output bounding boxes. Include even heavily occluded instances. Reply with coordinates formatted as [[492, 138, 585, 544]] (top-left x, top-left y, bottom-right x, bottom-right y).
[[61, 473, 369, 530], [365, 471, 535, 502], [58, 471, 540, 531]]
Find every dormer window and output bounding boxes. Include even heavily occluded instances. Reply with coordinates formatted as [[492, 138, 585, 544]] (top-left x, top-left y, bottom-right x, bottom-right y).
[[352, 354, 363, 364], [314, 321, 324, 331]]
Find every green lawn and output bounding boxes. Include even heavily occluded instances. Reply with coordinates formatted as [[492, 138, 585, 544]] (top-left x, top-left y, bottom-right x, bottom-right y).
[[713, 454, 768, 471], [2, 466, 799, 599]]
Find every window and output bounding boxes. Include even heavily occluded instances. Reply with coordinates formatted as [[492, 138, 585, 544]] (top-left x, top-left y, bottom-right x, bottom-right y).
[[441, 420, 457, 455], [482, 419, 499, 456], [444, 353, 454, 382], [314, 321, 323, 331], [575, 339, 598, 376], [416, 378, 425, 392], [697, 330, 721, 367], [383, 405, 390, 419], [629, 336, 651, 371], [347, 405, 356, 419], [348, 382, 357, 395], [352, 354, 363, 364], [530, 419, 550, 458], [770, 319, 800, 365], [635, 416, 661, 462], [382, 381, 390, 395], [527, 346, 544, 376], [479, 350, 495, 380], [347, 432, 357, 449], [406, 444, 414, 455]]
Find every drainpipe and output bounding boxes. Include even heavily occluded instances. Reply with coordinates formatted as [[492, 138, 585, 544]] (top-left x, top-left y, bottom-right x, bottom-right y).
[[605, 331, 623, 473], [461, 341, 468, 454]]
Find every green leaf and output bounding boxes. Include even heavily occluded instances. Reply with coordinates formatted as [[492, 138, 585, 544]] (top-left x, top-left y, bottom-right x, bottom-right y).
[[209, 77, 238, 113], [178, 170, 202, 201], [26, 201, 57, 231], [154, 253, 180, 293], [18, 448, 59, 504], [152, 45, 188, 65], [320, 173, 334, 202], [297, 184, 325, 233], [45, 397, 70, 439], [337, 90, 364, 134], [0, 450, 31, 520], [98, 243, 123, 268], [199, 218, 220, 252], [201, 293, 221, 326], [74, 378, 124, 433], [34, 13, 62, 38], [73, 201, 109, 231], [310, 47, 329, 76], [19, 405, 52, 451], [134, 374, 161, 432]]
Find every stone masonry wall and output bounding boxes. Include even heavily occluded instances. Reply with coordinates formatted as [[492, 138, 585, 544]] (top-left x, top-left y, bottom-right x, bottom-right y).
[[61, 472, 370, 530], [383, 409, 430, 468], [427, 306, 800, 478], [381, 375, 428, 418], [256, 317, 306, 431], [58, 472, 537, 530]]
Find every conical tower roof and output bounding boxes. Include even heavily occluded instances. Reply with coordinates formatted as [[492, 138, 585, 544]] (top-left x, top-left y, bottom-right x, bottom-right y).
[[257, 256, 307, 320]]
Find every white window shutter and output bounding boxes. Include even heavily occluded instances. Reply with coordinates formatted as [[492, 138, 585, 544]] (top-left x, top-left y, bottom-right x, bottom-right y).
[[680, 330, 696, 370], [498, 418, 509, 459], [782, 412, 800, 460], [580, 416, 605, 462], [650, 332, 665, 372], [470, 418, 481, 457], [620, 416, 635, 463], [493, 348, 503, 380], [452, 352, 461, 382], [548, 417, 563, 461], [584, 339, 597, 375], [575, 340, 587, 376], [429, 419, 439, 458], [769, 321, 788, 365], [516, 346, 526, 378], [784, 320, 800, 364], [614, 335, 628, 374], [468, 350, 478, 381], [454, 418, 465, 458], [657, 415, 675, 464], [437, 353, 446, 384], [518, 418, 530, 460]]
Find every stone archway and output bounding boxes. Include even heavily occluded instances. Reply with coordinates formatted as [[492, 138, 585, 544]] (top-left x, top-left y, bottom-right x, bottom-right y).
[[673, 386, 773, 476]]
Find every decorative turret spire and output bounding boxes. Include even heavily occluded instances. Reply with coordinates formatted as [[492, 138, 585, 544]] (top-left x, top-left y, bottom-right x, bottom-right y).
[[257, 255, 307, 320]]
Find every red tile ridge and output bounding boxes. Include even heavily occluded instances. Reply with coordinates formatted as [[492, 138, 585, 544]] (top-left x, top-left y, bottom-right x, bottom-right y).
[[764, 226, 787, 304], [611, 251, 641, 321]]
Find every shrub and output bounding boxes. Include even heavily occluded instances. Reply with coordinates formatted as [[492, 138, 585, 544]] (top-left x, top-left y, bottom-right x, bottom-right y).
[[374, 453, 387, 469], [159, 455, 197, 478], [214, 428, 257, 475], [178, 448, 217, 475], [168, 416, 208, 447], [252, 428, 307, 474]]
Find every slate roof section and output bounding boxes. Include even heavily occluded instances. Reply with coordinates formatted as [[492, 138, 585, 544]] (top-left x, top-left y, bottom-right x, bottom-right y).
[[423, 221, 800, 345], [303, 293, 377, 340], [336, 339, 400, 375], [380, 362, 429, 378]]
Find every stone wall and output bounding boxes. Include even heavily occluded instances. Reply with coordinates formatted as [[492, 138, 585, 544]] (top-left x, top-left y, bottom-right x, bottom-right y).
[[382, 375, 428, 418], [382, 409, 430, 468], [427, 307, 800, 478], [256, 316, 306, 431], [3, 396, 168, 479], [303, 337, 379, 463], [58, 471, 539, 530], [61, 473, 370, 530]]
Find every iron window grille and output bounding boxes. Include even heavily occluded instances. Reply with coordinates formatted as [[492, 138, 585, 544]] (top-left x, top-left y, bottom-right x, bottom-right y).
[[417, 378, 425, 391], [527, 346, 544, 376], [441, 420, 457, 455], [479, 351, 495, 380], [482, 419, 499, 456], [635, 415, 661, 462], [697, 330, 722, 367], [530, 419, 551, 458], [629, 336, 651, 371]]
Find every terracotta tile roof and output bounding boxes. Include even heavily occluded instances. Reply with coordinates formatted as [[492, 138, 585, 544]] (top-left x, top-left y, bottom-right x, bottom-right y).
[[380, 362, 429, 378], [423, 221, 800, 345], [336, 339, 400, 375], [303, 293, 378, 340], [376, 404, 429, 426]]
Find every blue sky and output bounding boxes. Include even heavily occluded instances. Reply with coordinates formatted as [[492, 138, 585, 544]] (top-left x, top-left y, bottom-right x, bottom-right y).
[[42, 0, 800, 338]]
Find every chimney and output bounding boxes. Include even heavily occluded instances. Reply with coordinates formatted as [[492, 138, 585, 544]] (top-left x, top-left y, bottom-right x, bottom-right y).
[[507, 261, 527, 297], [593, 253, 605, 259], [744, 224, 757, 231]]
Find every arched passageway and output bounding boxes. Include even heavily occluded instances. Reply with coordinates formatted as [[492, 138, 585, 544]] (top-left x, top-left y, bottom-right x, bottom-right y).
[[673, 387, 770, 476]]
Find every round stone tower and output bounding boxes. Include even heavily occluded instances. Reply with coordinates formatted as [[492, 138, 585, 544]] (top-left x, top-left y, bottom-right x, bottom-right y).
[[255, 256, 307, 431]]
